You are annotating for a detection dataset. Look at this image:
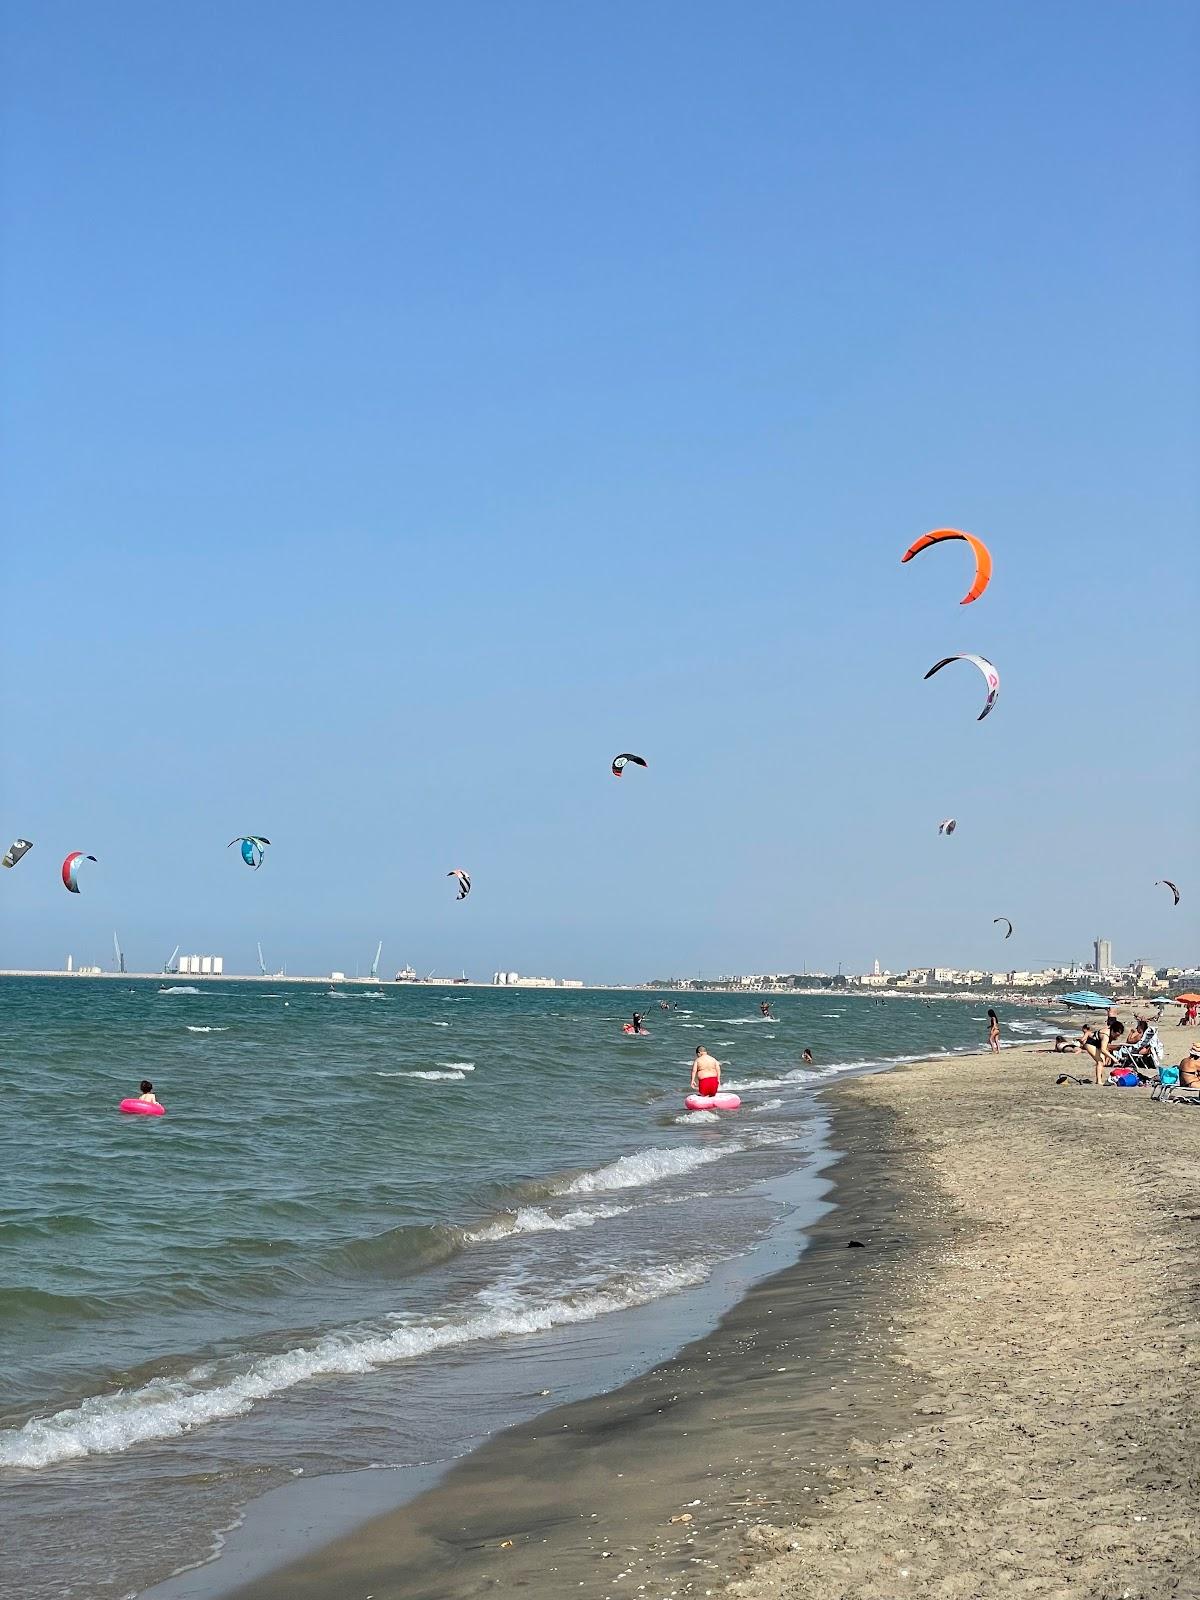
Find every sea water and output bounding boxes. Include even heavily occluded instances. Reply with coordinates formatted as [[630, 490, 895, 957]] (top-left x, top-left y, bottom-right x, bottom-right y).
[[0, 979, 1054, 1596]]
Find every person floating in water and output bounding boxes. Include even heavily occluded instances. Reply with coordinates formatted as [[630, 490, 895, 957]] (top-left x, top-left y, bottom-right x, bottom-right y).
[[631, 1012, 646, 1034], [690, 1045, 721, 1098], [802, 1048, 814, 1064], [135, 1079, 158, 1105]]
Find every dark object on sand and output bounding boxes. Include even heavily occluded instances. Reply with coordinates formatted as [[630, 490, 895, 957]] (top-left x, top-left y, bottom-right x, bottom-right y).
[[1056, 1073, 1090, 1085], [847, 1239, 866, 1248]]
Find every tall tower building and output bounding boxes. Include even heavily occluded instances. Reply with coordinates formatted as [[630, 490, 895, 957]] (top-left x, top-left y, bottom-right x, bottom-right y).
[[1094, 938, 1112, 973]]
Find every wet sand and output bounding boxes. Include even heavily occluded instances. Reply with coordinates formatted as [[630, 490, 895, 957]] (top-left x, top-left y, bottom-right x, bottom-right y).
[[225, 1033, 1200, 1599]]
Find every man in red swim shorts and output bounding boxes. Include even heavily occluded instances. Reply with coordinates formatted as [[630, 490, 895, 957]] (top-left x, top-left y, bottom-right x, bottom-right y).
[[690, 1045, 721, 1099]]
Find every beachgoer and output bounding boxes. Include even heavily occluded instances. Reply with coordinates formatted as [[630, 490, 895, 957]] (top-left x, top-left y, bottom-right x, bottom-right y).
[[136, 1079, 158, 1105], [690, 1045, 721, 1098], [987, 1009, 1000, 1053], [1079, 1020, 1112, 1083], [1180, 1046, 1200, 1089], [1043, 1035, 1079, 1054], [802, 1048, 814, 1064], [631, 1012, 645, 1034], [760, 1001, 772, 1019]]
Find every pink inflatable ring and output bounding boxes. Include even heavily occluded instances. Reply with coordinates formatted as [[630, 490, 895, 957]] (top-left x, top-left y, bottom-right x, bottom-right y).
[[685, 1092, 741, 1111], [120, 1098, 165, 1117]]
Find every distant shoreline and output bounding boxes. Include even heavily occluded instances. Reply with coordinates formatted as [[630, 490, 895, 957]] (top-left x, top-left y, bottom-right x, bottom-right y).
[[0, 970, 1149, 1006]]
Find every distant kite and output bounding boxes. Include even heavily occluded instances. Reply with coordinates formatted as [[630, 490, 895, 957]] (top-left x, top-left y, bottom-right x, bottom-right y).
[[2, 838, 32, 870], [61, 851, 97, 894], [448, 868, 471, 901], [228, 836, 271, 869], [611, 753, 648, 778], [938, 819, 957, 836], [993, 916, 1013, 940], [924, 654, 1000, 722], [901, 528, 993, 605], [1156, 879, 1181, 906]]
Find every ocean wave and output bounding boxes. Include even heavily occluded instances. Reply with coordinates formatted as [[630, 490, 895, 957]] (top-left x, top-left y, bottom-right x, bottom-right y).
[[158, 987, 199, 995], [377, 1070, 468, 1081], [464, 1203, 631, 1243], [674, 1110, 719, 1124], [436, 1062, 476, 1071], [753, 1099, 784, 1112], [0, 1264, 707, 1469], [558, 1144, 731, 1196], [681, 1023, 705, 1029], [186, 1026, 228, 1034]]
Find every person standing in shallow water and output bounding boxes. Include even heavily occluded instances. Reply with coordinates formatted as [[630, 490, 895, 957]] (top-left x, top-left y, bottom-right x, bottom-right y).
[[690, 1045, 721, 1098], [987, 1010, 1001, 1053]]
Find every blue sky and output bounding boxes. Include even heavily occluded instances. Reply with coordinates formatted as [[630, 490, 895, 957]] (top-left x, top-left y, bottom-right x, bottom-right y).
[[1, 1, 1196, 981]]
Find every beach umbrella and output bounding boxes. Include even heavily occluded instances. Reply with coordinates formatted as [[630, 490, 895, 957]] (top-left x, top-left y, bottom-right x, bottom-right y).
[[1172, 993, 1200, 1005]]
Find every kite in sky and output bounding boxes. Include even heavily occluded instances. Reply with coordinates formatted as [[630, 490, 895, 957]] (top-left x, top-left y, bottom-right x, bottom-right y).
[[924, 654, 1000, 722], [2, 838, 32, 869], [61, 852, 97, 894], [1156, 879, 1181, 905], [228, 836, 271, 869], [938, 819, 957, 836], [611, 753, 648, 778], [901, 528, 993, 605], [993, 916, 1013, 939], [448, 868, 471, 900]]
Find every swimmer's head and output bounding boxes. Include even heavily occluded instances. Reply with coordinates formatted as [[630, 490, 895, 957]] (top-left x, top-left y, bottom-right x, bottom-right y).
[[140, 1079, 153, 1093]]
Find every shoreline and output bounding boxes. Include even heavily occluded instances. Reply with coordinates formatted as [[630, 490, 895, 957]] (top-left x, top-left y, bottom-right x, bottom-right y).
[[180, 1034, 1198, 1599], [170, 1077, 945, 1600]]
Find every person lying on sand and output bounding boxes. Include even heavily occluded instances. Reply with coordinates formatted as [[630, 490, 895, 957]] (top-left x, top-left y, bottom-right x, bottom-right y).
[[1042, 1035, 1080, 1054], [690, 1046, 721, 1098]]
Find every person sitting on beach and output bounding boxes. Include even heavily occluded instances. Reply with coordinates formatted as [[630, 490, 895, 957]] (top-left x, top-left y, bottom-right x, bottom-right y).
[[690, 1045, 721, 1098], [802, 1047, 814, 1064], [135, 1079, 158, 1105], [1179, 1046, 1200, 1089]]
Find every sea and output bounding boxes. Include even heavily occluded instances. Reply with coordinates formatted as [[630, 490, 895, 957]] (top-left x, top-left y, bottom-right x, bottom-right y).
[[0, 978, 1061, 1598]]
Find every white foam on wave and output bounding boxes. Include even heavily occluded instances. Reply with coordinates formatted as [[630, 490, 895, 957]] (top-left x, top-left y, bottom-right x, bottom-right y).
[[0, 1263, 707, 1469], [464, 1202, 631, 1243], [437, 1062, 476, 1071], [559, 1144, 731, 1196], [186, 1026, 228, 1033], [377, 1069, 468, 1081], [675, 1109, 719, 1124], [682, 1023, 705, 1029], [158, 987, 199, 995], [430, 1021, 451, 1027], [753, 1098, 784, 1112]]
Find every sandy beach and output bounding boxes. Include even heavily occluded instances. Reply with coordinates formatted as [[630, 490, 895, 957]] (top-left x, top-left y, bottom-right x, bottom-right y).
[[220, 1022, 1200, 1600]]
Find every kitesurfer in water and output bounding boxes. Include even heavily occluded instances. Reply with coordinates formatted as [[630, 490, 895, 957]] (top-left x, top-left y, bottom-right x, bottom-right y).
[[631, 1012, 646, 1034], [690, 1045, 721, 1098], [759, 1001, 773, 1019]]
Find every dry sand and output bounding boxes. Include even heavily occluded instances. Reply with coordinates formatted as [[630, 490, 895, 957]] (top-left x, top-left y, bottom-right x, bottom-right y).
[[227, 1030, 1200, 1600]]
